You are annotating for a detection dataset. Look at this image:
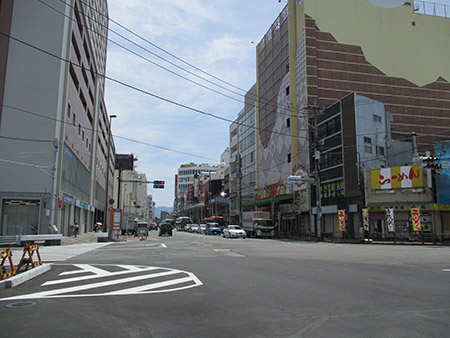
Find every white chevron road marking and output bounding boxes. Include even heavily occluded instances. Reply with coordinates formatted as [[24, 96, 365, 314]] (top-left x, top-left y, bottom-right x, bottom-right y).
[[0, 264, 203, 301]]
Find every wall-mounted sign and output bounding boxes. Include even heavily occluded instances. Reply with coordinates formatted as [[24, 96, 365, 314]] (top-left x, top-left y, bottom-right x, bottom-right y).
[[371, 166, 423, 190]]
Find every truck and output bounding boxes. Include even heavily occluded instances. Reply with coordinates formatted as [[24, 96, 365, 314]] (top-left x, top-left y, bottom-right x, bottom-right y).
[[242, 211, 276, 238]]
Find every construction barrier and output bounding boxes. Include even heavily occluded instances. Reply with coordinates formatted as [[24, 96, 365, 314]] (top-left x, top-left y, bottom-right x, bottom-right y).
[[0, 248, 16, 280], [16, 244, 42, 273]]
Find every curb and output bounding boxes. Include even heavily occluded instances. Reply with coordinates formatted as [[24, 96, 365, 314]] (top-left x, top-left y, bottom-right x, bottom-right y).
[[0, 264, 51, 289]]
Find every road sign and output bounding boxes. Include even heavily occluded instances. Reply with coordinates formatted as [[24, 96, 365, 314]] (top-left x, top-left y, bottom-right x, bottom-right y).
[[287, 175, 315, 185]]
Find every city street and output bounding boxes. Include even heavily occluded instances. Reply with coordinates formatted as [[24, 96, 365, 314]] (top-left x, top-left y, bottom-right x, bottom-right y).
[[1, 231, 450, 337]]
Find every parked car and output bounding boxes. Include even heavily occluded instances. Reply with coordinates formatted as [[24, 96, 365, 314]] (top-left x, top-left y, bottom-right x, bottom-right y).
[[205, 222, 221, 235], [159, 223, 173, 236], [223, 225, 247, 238], [185, 224, 192, 232], [198, 224, 206, 234], [190, 224, 199, 233]]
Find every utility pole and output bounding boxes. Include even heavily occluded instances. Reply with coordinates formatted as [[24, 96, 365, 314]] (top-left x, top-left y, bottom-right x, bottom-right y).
[[48, 138, 59, 232], [238, 154, 242, 225], [307, 102, 323, 240], [104, 114, 117, 232]]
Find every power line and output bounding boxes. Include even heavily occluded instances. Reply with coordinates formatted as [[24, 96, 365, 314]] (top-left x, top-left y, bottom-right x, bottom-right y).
[[3, 104, 218, 162], [47, 0, 301, 119]]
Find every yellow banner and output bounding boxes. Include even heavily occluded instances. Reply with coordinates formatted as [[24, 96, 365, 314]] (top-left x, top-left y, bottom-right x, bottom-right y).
[[338, 210, 345, 232], [371, 165, 423, 190], [362, 208, 369, 231], [411, 208, 422, 231]]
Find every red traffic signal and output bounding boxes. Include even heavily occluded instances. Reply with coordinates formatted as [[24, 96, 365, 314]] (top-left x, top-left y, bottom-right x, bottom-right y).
[[153, 180, 165, 189], [57, 199, 63, 209]]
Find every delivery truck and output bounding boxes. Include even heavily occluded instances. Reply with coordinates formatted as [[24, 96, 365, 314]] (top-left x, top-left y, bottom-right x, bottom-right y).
[[242, 211, 275, 238]]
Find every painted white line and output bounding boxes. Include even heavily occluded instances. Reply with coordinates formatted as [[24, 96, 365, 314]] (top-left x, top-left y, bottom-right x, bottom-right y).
[[42, 265, 159, 286], [444, 269, 450, 272], [161, 243, 167, 248], [104, 276, 193, 295], [2, 269, 183, 300]]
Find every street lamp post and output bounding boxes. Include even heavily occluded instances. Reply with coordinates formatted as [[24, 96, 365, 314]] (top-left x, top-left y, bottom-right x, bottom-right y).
[[104, 114, 117, 233]]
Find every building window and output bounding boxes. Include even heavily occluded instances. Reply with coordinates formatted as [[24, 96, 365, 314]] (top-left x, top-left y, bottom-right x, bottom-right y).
[[67, 103, 71, 118], [286, 117, 290, 128], [365, 145, 373, 154], [73, 113, 76, 126], [69, 63, 79, 90], [286, 86, 290, 96], [287, 153, 291, 163], [364, 137, 372, 144], [78, 123, 81, 135], [378, 146, 385, 156], [373, 114, 382, 123]]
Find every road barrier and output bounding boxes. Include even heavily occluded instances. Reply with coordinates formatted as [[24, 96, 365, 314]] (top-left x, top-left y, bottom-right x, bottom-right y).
[[16, 244, 42, 273], [0, 248, 16, 280]]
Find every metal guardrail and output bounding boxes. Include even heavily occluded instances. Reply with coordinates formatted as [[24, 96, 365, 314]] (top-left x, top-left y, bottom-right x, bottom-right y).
[[0, 236, 18, 244], [0, 234, 63, 246], [414, 1, 450, 18]]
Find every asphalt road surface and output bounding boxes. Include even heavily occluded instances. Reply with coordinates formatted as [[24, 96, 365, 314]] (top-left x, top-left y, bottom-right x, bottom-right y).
[[1, 231, 450, 337]]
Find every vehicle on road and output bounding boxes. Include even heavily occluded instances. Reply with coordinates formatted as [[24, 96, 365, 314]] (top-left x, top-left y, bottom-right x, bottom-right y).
[[149, 222, 158, 231], [185, 223, 192, 232], [135, 222, 149, 238], [159, 223, 173, 236], [205, 222, 221, 235], [190, 224, 199, 233], [175, 216, 192, 231], [242, 211, 275, 238], [223, 225, 246, 238], [198, 224, 206, 234], [204, 216, 227, 232]]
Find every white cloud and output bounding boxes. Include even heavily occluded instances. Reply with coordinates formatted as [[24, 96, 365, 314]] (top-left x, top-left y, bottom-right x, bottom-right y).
[[106, 0, 286, 207]]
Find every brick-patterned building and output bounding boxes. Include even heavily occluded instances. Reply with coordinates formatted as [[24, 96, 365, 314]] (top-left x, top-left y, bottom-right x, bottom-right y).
[[254, 0, 450, 238]]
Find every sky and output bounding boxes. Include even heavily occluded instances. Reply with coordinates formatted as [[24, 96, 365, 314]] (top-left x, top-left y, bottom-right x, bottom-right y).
[[104, 0, 450, 208]]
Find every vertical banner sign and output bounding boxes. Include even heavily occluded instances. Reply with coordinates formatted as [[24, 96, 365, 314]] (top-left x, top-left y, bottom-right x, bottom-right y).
[[411, 208, 422, 231], [386, 208, 395, 232], [338, 210, 346, 232], [362, 208, 369, 231]]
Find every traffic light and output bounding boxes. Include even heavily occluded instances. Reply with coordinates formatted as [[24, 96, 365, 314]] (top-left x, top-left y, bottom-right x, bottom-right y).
[[420, 156, 442, 170], [57, 199, 63, 209], [153, 180, 165, 189]]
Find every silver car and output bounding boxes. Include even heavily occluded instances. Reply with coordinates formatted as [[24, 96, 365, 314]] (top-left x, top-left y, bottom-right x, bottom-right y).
[[190, 224, 199, 233], [198, 224, 206, 234], [223, 225, 246, 238]]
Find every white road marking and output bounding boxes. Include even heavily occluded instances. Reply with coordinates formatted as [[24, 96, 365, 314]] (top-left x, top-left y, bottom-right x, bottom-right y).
[[42, 265, 160, 286], [161, 243, 167, 248], [0, 264, 203, 301]]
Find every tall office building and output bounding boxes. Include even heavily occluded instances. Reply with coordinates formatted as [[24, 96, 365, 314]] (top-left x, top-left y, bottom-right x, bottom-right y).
[[0, 0, 113, 236], [253, 0, 450, 235]]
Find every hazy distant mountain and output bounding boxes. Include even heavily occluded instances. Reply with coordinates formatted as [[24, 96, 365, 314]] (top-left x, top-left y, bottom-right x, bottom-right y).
[[155, 206, 173, 219]]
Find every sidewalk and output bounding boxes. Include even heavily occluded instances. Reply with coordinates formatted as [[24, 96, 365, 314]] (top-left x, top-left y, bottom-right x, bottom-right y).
[[61, 231, 98, 245]]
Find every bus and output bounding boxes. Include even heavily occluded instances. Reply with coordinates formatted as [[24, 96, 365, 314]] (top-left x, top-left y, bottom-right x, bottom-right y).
[[175, 216, 192, 231], [204, 216, 227, 231]]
